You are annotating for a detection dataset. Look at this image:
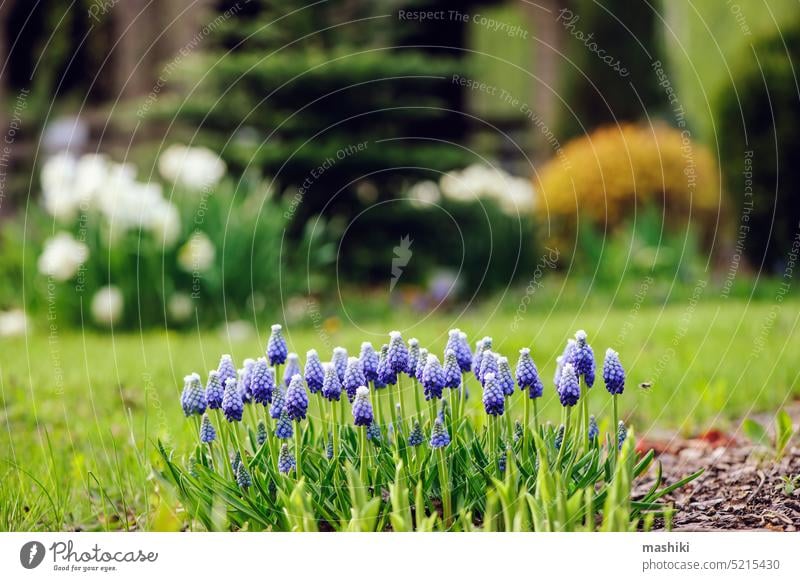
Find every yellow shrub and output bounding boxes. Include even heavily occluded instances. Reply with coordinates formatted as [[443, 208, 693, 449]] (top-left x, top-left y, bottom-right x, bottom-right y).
[[534, 123, 722, 236]]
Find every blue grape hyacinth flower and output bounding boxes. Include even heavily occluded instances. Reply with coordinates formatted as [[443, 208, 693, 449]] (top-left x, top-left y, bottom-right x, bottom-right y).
[[557, 363, 581, 407], [572, 330, 595, 387], [443, 349, 461, 389], [516, 348, 544, 399], [359, 342, 379, 382], [304, 349, 324, 394], [278, 443, 296, 475], [482, 372, 505, 416], [217, 354, 237, 391], [446, 329, 471, 373], [222, 378, 244, 422], [204, 370, 224, 409], [496, 356, 515, 396], [238, 358, 255, 404], [283, 352, 300, 387], [236, 462, 252, 490], [387, 330, 409, 374], [588, 415, 599, 442], [429, 415, 451, 448], [275, 410, 293, 439], [407, 420, 424, 447], [199, 413, 216, 443], [267, 324, 288, 366], [332, 346, 348, 383], [257, 420, 267, 446], [377, 344, 396, 386], [414, 348, 428, 382], [617, 421, 627, 450], [343, 356, 367, 402], [181, 373, 206, 416], [554, 339, 576, 388], [269, 385, 285, 419], [321, 363, 342, 402], [478, 350, 498, 385], [603, 348, 626, 395], [250, 357, 274, 405], [366, 421, 381, 442], [285, 373, 309, 421], [473, 337, 492, 380], [407, 338, 420, 378], [422, 354, 445, 400], [554, 424, 566, 450], [352, 385, 374, 427]]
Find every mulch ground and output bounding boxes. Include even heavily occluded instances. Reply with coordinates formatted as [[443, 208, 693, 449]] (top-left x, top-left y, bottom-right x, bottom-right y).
[[635, 405, 800, 531]]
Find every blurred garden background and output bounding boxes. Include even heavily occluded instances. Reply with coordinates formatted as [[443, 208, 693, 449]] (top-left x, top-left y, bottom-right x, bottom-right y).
[[1, 0, 800, 530]]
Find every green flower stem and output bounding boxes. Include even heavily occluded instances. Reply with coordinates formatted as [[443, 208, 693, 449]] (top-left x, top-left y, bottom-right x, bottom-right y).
[[359, 426, 368, 485], [329, 399, 338, 460], [437, 448, 452, 528], [373, 380, 383, 428], [556, 407, 571, 467], [428, 399, 436, 428], [532, 397, 540, 436], [294, 422, 303, 479], [215, 410, 234, 478], [581, 378, 590, 452], [339, 395, 346, 428], [413, 377, 422, 422], [522, 395, 530, 461], [396, 374, 405, 425], [386, 385, 399, 455], [504, 398, 514, 444], [457, 373, 466, 423], [612, 394, 619, 464]]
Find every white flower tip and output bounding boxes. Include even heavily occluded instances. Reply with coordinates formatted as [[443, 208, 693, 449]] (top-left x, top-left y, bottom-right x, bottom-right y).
[[484, 372, 496, 382], [224, 377, 237, 388], [184, 373, 200, 383], [356, 385, 369, 397], [287, 352, 299, 361], [409, 337, 419, 346], [519, 347, 530, 355], [575, 330, 587, 341], [389, 330, 401, 339], [307, 349, 318, 357], [348, 356, 359, 364], [498, 356, 508, 364], [459, 331, 467, 339], [271, 324, 282, 332], [322, 362, 332, 371], [562, 362, 576, 374], [360, 341, 372, 349], [334, 346, 346, 355], [606, 347, 618, 358], [448, 328, 460, 336], [290, 373, 303, 384], [445, 348, 455, 356]]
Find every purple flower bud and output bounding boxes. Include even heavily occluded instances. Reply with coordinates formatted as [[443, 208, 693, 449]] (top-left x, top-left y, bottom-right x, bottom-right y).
[[478, 349, 498, 385], [359, 342, 379, 382], [602, 348, 625, 395], [588, 415, 599, 442], [205, 370, 224, 409], [516, 348, 544, 399], [496, 356, 515, 396], [217, 354, 236, 390], [446, 329, 472, 372], [414, 348, 429, 381], [572, 330, 595, 387], [366, 421, 381, 442], [343, 356, 367, 402], [377, 344, 396, 386], [554, 339, 576, 388], [267, 324, 288, 366], [321, 363, 342, 402], [236, 462, 251, 489], [250, 357, 274, 405], [285, 374, 308, 421], [387, 330, 409, 374], [238, 359, 255, 404], [332, 347, 348, 383], [278, 443, 295, 474], [429, 415, 450, 448], [407, 338, 420, 377], [617, 421, 627, 450], [304, 349, 324, 394], [199, 413, 216, 443], [407, 420, 424, 447], [422, 354, 445, 400], [181, 373, 206, 416], [282, 352, 301, 388], [352, 385, 374, 427], [275, 410, 293, 439], [482, 372, 505, 416], [557, 363, 580, 407], [222, 378, 244, 422], [443, 349, 461, 389], [269, 385, 285, 419]]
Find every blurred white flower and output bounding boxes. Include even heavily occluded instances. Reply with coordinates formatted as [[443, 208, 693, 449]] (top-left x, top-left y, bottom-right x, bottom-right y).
[[41, 153, 80, 221], [438, 164, 535, 215], [178, 231, 216, 273], [158, 144, 226, 192], [37, 232, 89, 281], [91, 285, 124, 326], [0, 309, 28, 337], [407, 180, 441, 208], [148, 202, 181, 246], [168, 292, 194, 323], [219, 319, 255, 342]]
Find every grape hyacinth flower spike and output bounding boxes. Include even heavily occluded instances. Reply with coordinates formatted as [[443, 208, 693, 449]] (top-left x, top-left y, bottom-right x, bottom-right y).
[[472, 338, 485, 379], [238, 358, 255, 404], [285, 374, 309, 421], [205, 370, 224, 410], [257, 420, 267, 446], [304, 349, 325, 394], [408, 420, 424, 447], [269, 385, 285, 419], [422, 354, 445, 403], [222, 378, 244, 422], [446, 329, 471, 373], [482, 372, 505, 416], [266, 324, 288, 366], [283, 353, 301, 387], [474, 337, 492, 381], [217, 354, 237, 390], [588, 415, 599, 443], [199, 413, 216, 443], [516, 348, 544, 399], [343, 357, 366, 403], [377, 344, 396, 386], [181, 373, 206, 417], [274, 410, 293, 439], [478, 349, 498, 385], [617, 421, 627, 450], [496, 356, 515, 396], [366, 421, 381, 442], [407, 338, 420, 378], [278, 443, 296, 475], [429, 415, 451, 448], [414, 348, 429, 382], [352, 386, 374, 426], [557, 363, 580, 407], [236, 462, 252, 490], [387, 330, 409, 374], [443, 349, 461, 389], [321, 363, 342, 402], [359, 342, 379, 383], [572, 330, 595, 451], [603, 347, 626, 458], [250, 358, 274, 406], [332, 346, 348, 383]]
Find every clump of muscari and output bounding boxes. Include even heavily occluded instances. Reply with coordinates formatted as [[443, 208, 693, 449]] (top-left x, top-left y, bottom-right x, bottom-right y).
[[168, 323, 700, 533]]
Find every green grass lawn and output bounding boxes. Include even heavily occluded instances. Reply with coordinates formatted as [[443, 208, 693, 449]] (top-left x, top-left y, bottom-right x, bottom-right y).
[[1, 297, 798, 531]]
